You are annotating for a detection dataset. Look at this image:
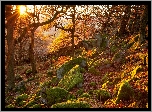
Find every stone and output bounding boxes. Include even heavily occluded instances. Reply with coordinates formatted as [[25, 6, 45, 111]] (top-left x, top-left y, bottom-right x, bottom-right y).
[[56, 57, 88, 80]]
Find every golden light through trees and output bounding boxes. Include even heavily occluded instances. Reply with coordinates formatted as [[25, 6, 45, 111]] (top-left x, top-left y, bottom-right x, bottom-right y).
[[19, 5, 26, 15]]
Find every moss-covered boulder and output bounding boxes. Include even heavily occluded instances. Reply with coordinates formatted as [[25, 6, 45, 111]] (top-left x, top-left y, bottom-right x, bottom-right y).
[[51, 100, 90, 108], [58, 65, 83, 91], [40, 87, 69, 106], [93, 89, 111, 102], [79, 93, 90, 98], [5, 104, 15, 108], [15, 94, 28, 107], [115, 81, 134, 104], [57, 57, 88, 80]]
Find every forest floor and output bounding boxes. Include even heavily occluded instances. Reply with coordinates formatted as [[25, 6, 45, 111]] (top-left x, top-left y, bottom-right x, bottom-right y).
[[5, 35, 149, 108]]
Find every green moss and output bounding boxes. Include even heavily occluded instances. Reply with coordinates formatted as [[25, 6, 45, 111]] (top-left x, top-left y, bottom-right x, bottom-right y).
[[57, 57, 87, 79], [31, 104, 41, 108], [27, 76, 35, 82], [88, 67, 100, 75], [93, 89, 111, 102], [5, 104, 15, 108], [111, 45, 118, 53], [47, 70, 53, 77], [76, 88, 84, 96], [51, 100, 90, 108], [25, 69, 32, 75], [24, 100, 36, 108], [79, 93, 90, 98], [101, 73, 109, 84], [67, 94, 76, 100], [51, 76, 59, 85], [116, 81, 134, 104], [42, 87, 69, 106], [15, 94, 28, 107], [40, 80, 52, 89], [58, 65, 83, 91]]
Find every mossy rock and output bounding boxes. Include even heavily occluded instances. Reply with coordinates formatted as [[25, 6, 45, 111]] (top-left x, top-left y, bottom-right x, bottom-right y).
[[57, 57, 87, 80], [51, 100, 90, 108], [67, 94, 76, 100], [40, 80, 52, 89], [41, 87, 69, 106], [93, 89, 111, 102], [5, 104, 15, 108], [58, 65, 83, 91], [31, 104, 41, 108], [24, 100, 36, 108], [76, 88, 84, 96], [15, 94, 28, 107], [50, 76, 59, 85], [79, 93, 90, 98], [115, 81, 134, 104]]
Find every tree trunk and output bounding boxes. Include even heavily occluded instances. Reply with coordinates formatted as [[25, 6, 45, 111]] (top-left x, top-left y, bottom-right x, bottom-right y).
[[140, 5, 148, 44], [29, 31, 37, 75], [119, 5, 131, 37], [6, 25, 15, 90], [5, 5, 19, 90]]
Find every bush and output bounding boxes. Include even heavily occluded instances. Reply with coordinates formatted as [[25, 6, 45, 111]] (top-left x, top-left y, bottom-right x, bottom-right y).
[[116, 81, 134, 104], [93, 89, 111, 102], [51, 100, 90, 108]]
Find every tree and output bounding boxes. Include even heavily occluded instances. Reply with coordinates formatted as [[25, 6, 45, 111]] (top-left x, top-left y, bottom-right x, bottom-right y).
[[5, 5, 69, 89], [5, 5, 19, 89], [139, 5, 148, 44]]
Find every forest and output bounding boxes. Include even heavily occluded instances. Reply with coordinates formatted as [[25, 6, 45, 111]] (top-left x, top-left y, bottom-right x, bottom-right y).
[[4, 4, 149, 108]]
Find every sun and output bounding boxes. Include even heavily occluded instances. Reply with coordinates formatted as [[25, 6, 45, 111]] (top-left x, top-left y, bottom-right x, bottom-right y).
[[19, 5, 26, 15]]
